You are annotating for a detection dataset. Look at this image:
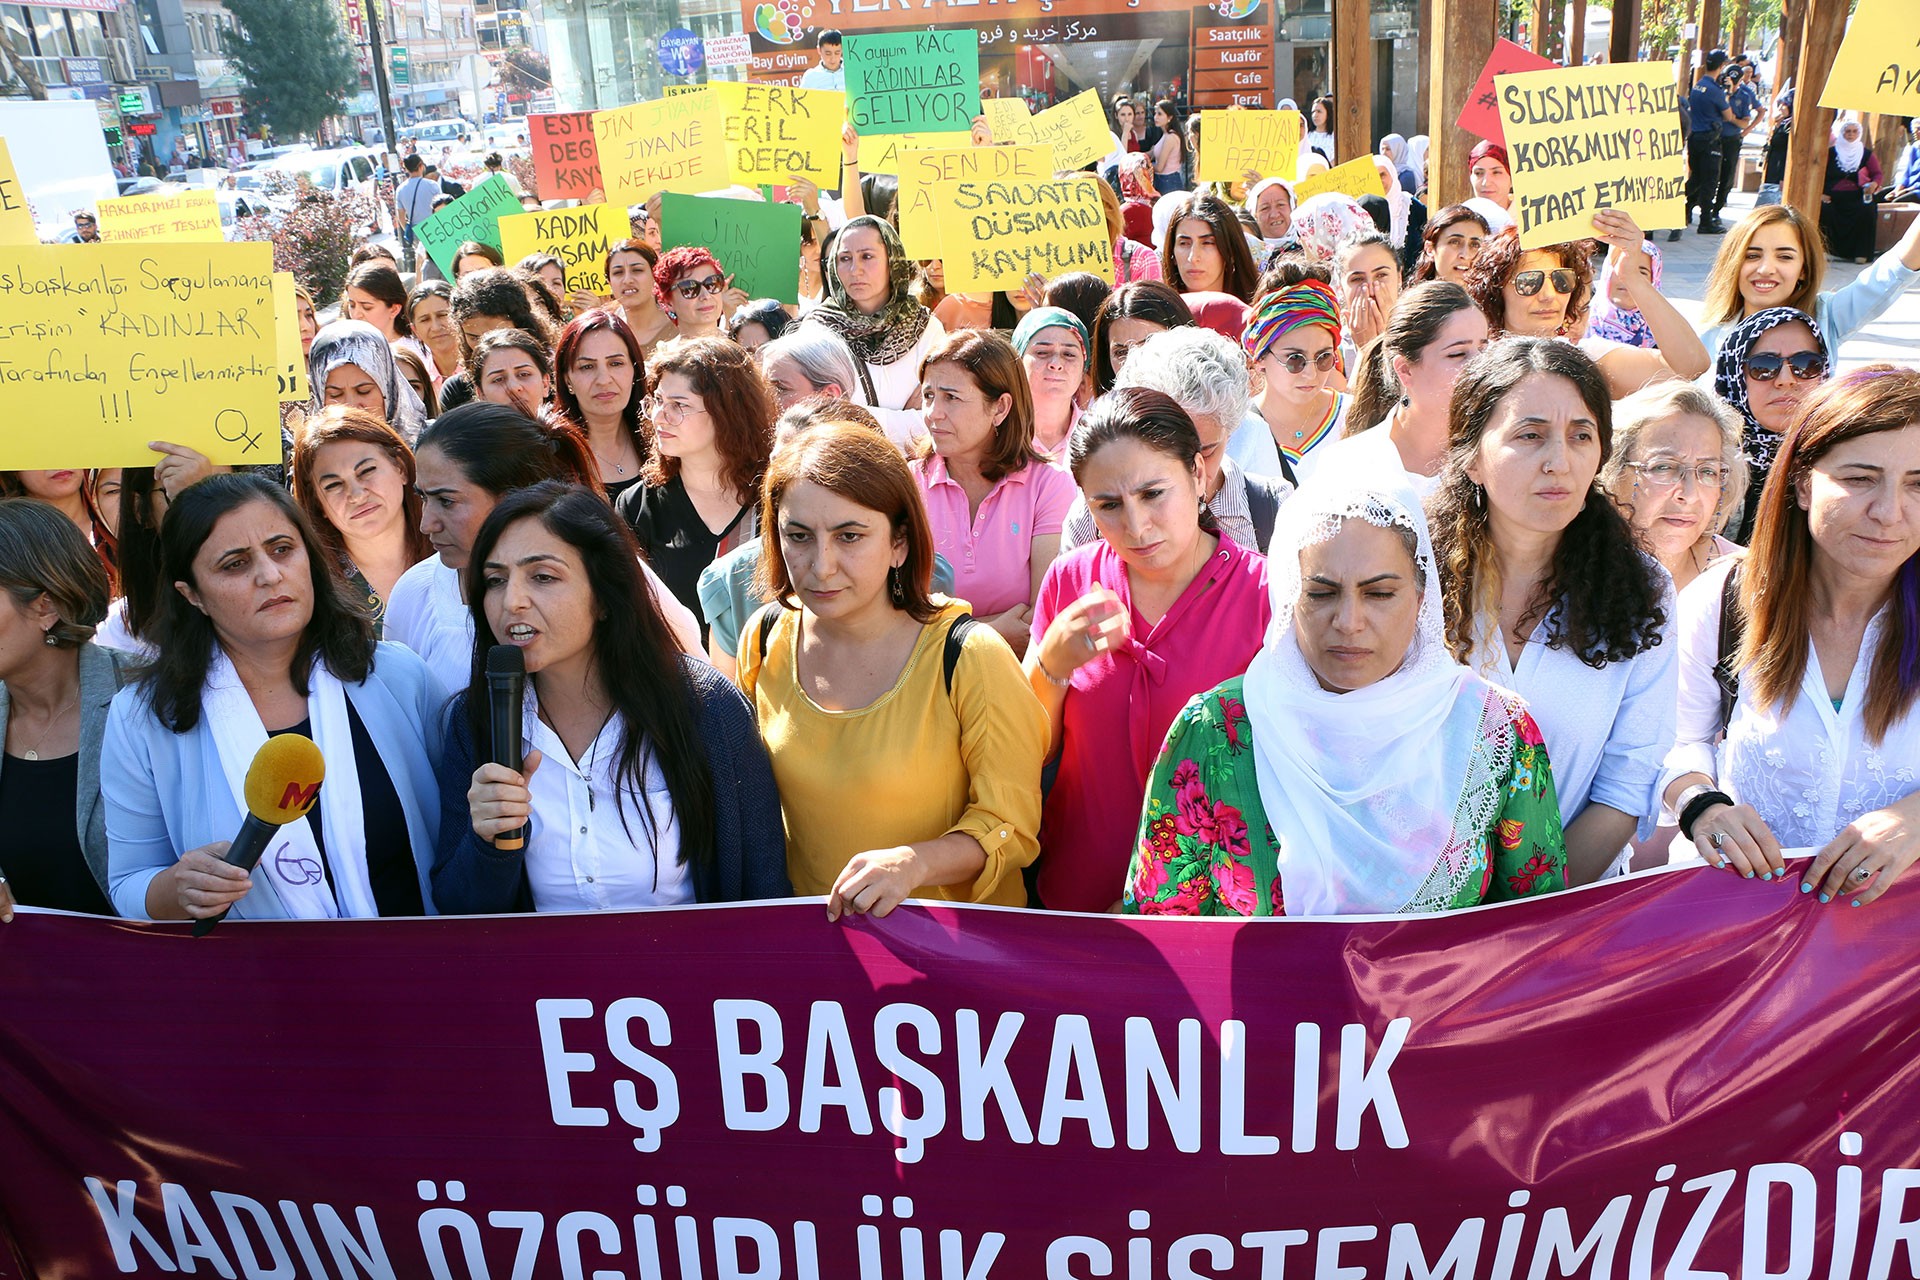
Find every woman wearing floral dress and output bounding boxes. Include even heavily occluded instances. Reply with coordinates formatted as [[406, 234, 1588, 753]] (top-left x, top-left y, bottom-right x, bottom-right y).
[[1123, 479, 1568, 917]]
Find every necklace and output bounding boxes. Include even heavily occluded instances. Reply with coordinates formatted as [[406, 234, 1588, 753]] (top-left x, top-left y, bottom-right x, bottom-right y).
[[14, 690, 79, 761]]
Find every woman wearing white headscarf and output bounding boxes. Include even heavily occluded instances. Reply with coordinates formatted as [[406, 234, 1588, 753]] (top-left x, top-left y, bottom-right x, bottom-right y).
[[1821, 115, 1882, 263], [307, 319, 429, 444], [1121, 478, 1569, 917], [1378, 134, 1417, 194], [1405, 135, 1431, 197], [1360, 156, 1427, 274]]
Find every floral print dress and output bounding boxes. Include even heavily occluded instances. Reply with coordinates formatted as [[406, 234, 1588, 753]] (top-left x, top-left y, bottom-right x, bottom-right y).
[[1122, 678, 1569, 916]]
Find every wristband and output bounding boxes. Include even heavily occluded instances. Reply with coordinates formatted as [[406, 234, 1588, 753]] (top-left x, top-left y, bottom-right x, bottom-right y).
[[1034, 655, 1072, 689], [1678, 789, 1735, 841]]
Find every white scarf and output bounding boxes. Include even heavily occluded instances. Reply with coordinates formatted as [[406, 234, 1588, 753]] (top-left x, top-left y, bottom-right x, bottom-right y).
[[1243, 479, 1520, 916], [1832, 120, 1865, 174], [203, 648, 375, 919]]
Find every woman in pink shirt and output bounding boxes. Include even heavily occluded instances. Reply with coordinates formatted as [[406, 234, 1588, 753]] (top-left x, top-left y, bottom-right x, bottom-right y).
[[911, 330, 1077, 658], [1026, 386, 1271, 912]]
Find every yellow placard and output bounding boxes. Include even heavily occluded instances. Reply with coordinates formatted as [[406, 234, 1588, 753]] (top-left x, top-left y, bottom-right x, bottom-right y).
[[998, 89, 1112, 170], [272, 271, 308, 402], [0, 140, 36, 245], [1817, 0, 1920, 117], [897, 143, 1055, 260], [664, 84, 703, 97], [710, 81, 846, 188], [980, 97, 1031, 142], [932, 172, 1113, 293], [96, 188, 223, 243], [857, 130, 970, 175], [0, 244, 280, 469], [1292, 155, 1389, 204], [1198, 109, 1303, 184], [592, 91, 730, 206], [1494, 61, 1686, 248], [498, 201, 625, 297]]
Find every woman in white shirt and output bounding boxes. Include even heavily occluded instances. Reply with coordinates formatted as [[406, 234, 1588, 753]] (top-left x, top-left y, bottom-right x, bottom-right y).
[[1661, 366, 1920, 905], [433, 482, 790, 911], [798, 216, 944, 446], [1431, 338, 1677, 885]]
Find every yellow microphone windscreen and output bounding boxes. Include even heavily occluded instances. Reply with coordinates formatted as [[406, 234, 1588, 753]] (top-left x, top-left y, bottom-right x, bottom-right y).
[[242, 735, 327, 825]]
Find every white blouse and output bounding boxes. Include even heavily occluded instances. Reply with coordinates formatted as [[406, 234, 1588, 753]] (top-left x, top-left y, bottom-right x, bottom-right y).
[[1661, 559, 1920, 849], [1468, 565, 1678, 838]]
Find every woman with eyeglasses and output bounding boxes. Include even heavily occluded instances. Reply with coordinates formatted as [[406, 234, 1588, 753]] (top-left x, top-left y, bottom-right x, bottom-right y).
[[1601, 383, 1746, 592], [1712, 308, 1833, 543], [1467, 222, 1708, 399], [470, 328, 553, 421], [800, 215, 946, 445], [606, 239, 676, 358], [1230, 281, 1348, 486], [654, 246, 749, 338], [1411, 205, 1492, 286]]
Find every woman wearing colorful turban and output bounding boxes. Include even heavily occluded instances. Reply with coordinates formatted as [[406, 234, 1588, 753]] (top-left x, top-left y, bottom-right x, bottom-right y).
[[1229, 281, 1349, 486]]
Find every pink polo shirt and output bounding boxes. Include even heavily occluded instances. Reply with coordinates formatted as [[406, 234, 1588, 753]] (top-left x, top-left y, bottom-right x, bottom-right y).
[[1030, 536, 1271, 913], [912, 452, 1077, 617]]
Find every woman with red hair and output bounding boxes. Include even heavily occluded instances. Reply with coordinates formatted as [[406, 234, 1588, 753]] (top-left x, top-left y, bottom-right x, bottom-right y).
[[654, 246, 749, 336]]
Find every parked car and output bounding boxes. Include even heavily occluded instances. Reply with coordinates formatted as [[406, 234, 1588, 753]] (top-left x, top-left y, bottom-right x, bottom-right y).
[[245, 147, 392, 234]]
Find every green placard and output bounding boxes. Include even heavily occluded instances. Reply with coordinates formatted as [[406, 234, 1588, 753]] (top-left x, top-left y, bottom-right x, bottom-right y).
[[415, 174, 523, 280], [843, 30, 981, 136], [660, 193, 802, 306]]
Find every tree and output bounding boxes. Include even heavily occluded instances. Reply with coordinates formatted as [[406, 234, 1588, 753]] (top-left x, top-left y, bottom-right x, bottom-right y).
[[498, 47, 551, 96], [220, 0, 358, 141]]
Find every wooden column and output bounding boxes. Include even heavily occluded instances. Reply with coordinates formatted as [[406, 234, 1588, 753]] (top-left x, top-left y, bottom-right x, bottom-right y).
[[1416, 0, 1433, 133], [1332, 0, 1372, 163], [1531, 0, 1550, 53], [1425, 0, 1497, 207], [1698, 0, 1721, 52], [1608, 0, 1640, 64], [1776, 0, 1803, 91], [1570, 0, 1588, 63], [1727, 0, 1746, 55], [1783, 0, 1846, 216]]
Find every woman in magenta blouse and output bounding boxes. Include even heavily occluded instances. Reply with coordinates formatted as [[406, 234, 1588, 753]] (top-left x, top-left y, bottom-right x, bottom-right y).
[[1025, 386, 1271, 912], [911, 330, 1077, 658]]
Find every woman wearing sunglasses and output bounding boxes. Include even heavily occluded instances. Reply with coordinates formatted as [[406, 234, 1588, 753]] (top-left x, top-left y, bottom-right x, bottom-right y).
[[653, 246, 750, 337], [1467, 220, 1707, 400], [1712, 308, 1833, 542], [1230, 281, 1348, 487]]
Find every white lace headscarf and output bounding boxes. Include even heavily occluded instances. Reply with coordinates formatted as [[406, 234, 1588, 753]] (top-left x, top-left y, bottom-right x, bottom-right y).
[[1242, 476, 1521, 916]]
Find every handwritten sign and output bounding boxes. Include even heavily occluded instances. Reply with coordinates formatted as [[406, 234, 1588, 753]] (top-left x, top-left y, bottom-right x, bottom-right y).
[[414, 174, 523, 280], [1494, 61, 1686, 248], [1292, 154, 1388, 203], [1817, 0, 1920, 117], [498, 201, 625, 297], [710, 81, 845, 187], [998, 88, 1112, 170], [844, 30, 981, 135], [660, 193, 802, 304], [1197, 109, 1302, 183], [0, 244, 279, 468], [1457, 38, 1558, 145], [897, 143, 1054, 259], [272, 271, 307, 402], [528, 111, 603, 202], [932, 174, 1113, 293], [95, 189, 222, 243], [857, 130, 970, 175], [980, 96, 1032, 142], [592, 91, 730, 206], [0, 140, 35, 245]]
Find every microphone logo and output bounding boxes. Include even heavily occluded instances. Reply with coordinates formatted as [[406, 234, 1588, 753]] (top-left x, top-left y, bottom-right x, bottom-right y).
[[278, 780, 321, 814]]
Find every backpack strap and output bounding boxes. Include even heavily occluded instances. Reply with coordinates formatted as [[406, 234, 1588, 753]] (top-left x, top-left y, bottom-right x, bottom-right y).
[[1714, 562, 1746, 732], [941, 614, 978, 697], [750, 602, 783, 672]]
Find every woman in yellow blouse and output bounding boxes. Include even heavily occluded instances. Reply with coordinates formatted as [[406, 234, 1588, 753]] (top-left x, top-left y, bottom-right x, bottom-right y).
[[738, 424, 1047, 917]]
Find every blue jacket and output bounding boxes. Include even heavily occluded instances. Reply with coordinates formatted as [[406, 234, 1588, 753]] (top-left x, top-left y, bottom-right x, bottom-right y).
[[103, 643, 444, 920], [431, 657, 791, 912]]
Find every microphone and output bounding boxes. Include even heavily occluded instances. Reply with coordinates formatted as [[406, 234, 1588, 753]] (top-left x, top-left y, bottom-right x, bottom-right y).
[[192, 735, 327, 937], [486, 644, 528, 851]]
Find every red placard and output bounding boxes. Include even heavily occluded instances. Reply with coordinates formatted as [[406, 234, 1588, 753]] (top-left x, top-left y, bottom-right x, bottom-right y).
[[1455, 37, 1558, 145], [528, 110, 603, 203]]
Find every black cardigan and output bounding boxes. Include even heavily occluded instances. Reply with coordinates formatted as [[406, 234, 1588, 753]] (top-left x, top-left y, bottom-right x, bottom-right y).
[[430, 658, 791, 912]]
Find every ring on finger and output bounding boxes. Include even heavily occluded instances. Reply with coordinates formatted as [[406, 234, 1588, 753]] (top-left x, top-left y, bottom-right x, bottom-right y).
[[1851, 864, 1873, 882], [1710, 830, 1725, 849]]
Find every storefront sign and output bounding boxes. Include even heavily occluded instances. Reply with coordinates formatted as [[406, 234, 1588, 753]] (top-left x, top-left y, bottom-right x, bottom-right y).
[[1196, 45, 1272, 71], [210, 98, 241, 117], [60, 56, 107, 86], [659, 27, 706, 78], [115, 90, 147, 115], [705, 33, 754, 68]]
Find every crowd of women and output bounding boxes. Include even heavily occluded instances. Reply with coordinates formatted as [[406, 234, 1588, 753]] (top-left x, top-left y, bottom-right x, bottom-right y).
[[1, 101, 1917, 929]]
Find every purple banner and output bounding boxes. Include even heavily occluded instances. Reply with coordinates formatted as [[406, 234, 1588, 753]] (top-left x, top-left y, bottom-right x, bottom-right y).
[[2, 867, 1919, 1278]]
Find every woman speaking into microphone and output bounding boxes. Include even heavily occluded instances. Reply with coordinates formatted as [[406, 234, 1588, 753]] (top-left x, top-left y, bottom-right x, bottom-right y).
[[103, 476, 444, 921], [432, 482, 790, 913]]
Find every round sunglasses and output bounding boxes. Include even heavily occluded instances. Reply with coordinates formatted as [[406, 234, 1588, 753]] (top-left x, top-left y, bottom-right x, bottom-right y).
[[1744, 350, 1826, 383], [1269, 348, 1339, 374]]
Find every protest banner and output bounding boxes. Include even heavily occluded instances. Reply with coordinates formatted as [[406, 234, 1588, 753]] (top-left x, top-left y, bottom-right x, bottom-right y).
[[1494, 61, 1687, 248], [272, 270, 307, 402], [896, 142, 1054, 259], [981, 94, 1032, 142], [933, 172, 1112, 292], [0, 243, 279, 469], [527, 110, 604, 202], [94, 187, 222, 243], [592, 91, 730, 206], [0, 139, 34, 244], [1456, 37, 1558, 145], [414, 174, 523, 279], [710, 81, 845, 187], [1817, 0, 1920, 117], [857, 129, 971, 175], [844, 30, 981, 134], [498, 201, 625, 297], [1000, 88, 1113, 170], [1292, 153, 1388, 203], [661, 192, 802, 304], [2, 870, 1918, 1277], [1197, 108, 1302, 183]]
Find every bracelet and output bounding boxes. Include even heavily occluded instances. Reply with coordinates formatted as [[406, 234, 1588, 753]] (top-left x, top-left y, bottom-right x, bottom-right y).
[[1034, 654, 1072, 689], [1678, 789, 1735, 841]]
